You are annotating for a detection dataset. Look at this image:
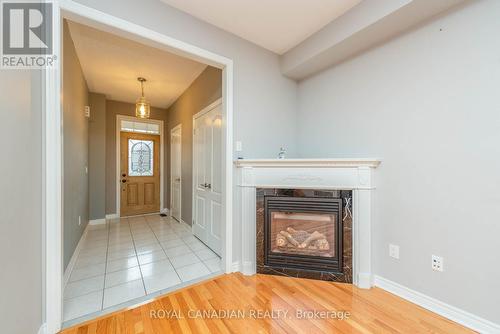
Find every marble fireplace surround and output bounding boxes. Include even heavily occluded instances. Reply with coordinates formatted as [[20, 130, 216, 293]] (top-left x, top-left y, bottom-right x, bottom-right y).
[[235, 158, 381, 289]]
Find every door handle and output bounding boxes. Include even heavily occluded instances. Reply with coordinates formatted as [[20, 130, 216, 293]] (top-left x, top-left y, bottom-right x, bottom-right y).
[[121, 179, 127, 183], [206, 183, 212, 189], [175, 178, 181, 182]]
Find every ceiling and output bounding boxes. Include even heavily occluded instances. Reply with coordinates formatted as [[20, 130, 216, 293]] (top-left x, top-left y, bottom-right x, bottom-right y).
[[160, 0, 362, 55], [67, 21, 207, 108]]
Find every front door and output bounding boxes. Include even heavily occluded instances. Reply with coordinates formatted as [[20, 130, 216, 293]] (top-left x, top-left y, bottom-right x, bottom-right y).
[[120, 132, 160, 216], [170, 125, 182, 222], [193, 102, 222, 255]]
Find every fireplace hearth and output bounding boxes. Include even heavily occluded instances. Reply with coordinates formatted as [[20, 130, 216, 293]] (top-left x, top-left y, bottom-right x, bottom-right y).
[[257, 189, 352, 283]]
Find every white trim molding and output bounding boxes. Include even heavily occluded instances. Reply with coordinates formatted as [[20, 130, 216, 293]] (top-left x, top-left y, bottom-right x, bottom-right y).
[[44, 1, 62, 332], [235, 158, 381, 289], [88, 218, 106, 225], [234, 158, 381, 168], [105, 213, 119, 220], [374, 276, 500, 333]]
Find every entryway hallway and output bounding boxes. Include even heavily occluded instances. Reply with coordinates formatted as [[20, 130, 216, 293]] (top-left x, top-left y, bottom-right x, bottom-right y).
[[63, 215, 222, 324]]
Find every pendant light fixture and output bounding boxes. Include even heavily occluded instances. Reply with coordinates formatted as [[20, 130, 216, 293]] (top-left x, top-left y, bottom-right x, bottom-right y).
[[135, 77, 151, 119]]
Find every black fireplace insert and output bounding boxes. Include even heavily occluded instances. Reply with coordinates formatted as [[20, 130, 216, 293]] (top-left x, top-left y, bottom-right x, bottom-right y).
[[264, 196, 343, 273]]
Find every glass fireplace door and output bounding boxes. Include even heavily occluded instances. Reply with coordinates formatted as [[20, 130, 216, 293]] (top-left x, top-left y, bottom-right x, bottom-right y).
[[270, 212, 335, 258]]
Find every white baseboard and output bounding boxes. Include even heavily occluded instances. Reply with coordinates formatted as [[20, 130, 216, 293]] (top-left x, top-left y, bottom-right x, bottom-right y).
[[180, 219, 192, 230], [88, 218, 106, 225], [105, 213, 119, 219], [63, 224, 90, 288], [374, 275, 500, 333]]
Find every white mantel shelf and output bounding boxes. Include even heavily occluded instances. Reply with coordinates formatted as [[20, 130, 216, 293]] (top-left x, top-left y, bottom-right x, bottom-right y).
[[234, 158, 381, 168], [235, 157, 380, 289]]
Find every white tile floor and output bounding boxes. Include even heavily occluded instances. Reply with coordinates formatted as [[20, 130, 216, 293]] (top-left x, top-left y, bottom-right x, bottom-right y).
[[63, 214, 221, 322]]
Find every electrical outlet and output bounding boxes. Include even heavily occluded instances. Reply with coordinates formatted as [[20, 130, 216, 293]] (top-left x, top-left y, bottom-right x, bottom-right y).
[[236, 141, 243, 152], [389, 244, 399, 259], [84, 106, 90, 118], [78, 216, 81, 226], [432, 255, 444, 272]]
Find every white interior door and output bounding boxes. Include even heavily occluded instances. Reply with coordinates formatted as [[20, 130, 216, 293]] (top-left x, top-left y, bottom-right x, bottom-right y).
[[193, 102, 222, 255], [170, 125, 182, 222]]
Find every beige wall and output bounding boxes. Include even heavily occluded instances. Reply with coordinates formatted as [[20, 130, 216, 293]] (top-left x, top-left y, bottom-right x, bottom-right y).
[[63, 20, 89, 270], [105, 100, 168, 215], [166, 66, 222, 225], [88, 93, 106, 220]]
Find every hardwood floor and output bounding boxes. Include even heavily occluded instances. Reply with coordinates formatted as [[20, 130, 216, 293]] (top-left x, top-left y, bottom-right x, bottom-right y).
[[60, 273, 473, 334]]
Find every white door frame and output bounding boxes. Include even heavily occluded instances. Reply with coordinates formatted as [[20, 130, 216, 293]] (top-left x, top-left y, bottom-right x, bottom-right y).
[[170, 123, 182, 222], [116, 115, 165, 217], [45, 1, 233, 332]]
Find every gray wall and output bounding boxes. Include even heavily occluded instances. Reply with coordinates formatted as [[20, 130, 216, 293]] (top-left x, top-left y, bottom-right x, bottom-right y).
[[73, 0, 299, 265], [73, 0, 298, 159], [166, 66, 222, 225], [0, 71, 43, 334], [105, 100, 168, 215], [296, 0, 500, 323], [88, 93, 106, 220], [63, 21, 90, 270]]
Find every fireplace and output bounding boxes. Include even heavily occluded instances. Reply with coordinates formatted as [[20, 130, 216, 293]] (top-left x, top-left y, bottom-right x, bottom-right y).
[[256, 189, 352, 283], [264, 196, 343, 273]]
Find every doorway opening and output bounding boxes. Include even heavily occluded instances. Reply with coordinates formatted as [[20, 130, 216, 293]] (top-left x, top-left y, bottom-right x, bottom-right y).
[[117, 116, 164, 217], [47, 3, 234, 331]]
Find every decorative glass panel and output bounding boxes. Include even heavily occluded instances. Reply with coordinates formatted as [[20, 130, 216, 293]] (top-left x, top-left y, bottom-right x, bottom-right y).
[[128, 139, 154, 176], [121, 120, 160, 134]]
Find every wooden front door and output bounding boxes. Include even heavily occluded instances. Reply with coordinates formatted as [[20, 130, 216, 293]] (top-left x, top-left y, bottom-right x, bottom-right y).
[[120, 132, 160, 216]]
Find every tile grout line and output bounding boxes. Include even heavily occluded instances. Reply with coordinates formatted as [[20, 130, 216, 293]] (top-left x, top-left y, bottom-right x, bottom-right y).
[[128, 216, 148, 295], [146, 215, 183, 284], [184, 236, 215, 273], [169, 222, 215, 273]]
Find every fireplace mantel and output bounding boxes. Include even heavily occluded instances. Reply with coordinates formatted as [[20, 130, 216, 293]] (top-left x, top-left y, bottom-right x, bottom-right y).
[[235, 158, 381, 289], [234, 158, 381, 168]]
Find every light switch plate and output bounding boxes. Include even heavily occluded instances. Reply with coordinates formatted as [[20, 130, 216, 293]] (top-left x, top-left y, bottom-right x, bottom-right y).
[[389, 244, 399, 259], [236, 141, 243, 152]]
